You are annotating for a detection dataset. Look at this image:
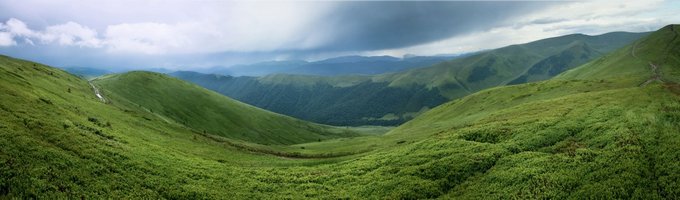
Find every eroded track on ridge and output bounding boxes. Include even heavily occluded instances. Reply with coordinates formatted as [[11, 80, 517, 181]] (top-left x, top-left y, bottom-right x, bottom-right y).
[[632, 40, 665, 87]]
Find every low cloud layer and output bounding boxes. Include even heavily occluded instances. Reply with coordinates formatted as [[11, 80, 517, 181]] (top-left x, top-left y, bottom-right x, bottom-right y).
[[0, 1, 333, 54], [0, 1, 554, 55], [0, 0, 679, 70], [1, 18, 102, 48]]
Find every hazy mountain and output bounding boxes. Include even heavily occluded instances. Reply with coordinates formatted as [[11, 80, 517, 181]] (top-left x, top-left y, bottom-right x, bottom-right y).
[[206, 55, 461, 76], [174, 31, 648, 126], [60, 66, 112, 78]]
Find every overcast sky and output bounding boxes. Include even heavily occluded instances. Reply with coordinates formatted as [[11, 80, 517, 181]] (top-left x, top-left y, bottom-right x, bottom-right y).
[[0, 0, 679, 71]]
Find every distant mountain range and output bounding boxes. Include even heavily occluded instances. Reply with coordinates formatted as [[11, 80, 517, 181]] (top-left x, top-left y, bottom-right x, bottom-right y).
[[203, 54, 466, 76], [60, 67, 113, 79], [61, 54, 467, 79], [173, 31, 649, 126]]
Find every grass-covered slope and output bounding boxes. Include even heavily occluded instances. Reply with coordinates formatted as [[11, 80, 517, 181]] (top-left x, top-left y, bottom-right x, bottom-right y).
[[172, 71, 446, 126], [385, 24, 680, 198], [93, 71, 359, 145], [379, 31, 648, 97], [558, 25, 680, 84], [175, 31, 647, 126], [0, 54, 370, 198]]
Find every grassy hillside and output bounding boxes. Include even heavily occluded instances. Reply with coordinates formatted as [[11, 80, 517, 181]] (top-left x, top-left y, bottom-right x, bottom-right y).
[[508, 41, 600, 84], [0, 54, 374, 198], [379, 31, 648, 97], [1, 25, 678, 199], [386, 24, 680, 198], [174, 31, 647, 126], [557, 25, 680, 84], [172, 71, 447, 126], [93, 71, 359, 145]]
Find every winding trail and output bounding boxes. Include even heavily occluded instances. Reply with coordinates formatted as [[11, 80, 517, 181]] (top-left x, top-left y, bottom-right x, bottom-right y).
[[632, 41, 664, 87], [640, 62, 663, 87], [89, 81, 107, 103]]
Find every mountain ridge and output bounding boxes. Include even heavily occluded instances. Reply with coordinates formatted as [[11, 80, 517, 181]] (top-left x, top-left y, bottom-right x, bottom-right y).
[[174, 31, 649, 126]]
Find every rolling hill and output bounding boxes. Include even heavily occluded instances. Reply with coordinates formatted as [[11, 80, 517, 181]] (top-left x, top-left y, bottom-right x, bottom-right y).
[[174, 31, 648, 126], [92, 71, 360, 145], [384, 24, 680, 198], [171, 71, 447, 126], [0, 25, 678, 199]]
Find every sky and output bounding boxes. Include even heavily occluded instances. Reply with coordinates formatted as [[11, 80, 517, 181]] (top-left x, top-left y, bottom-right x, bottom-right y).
[[0, 0, 679, 71]]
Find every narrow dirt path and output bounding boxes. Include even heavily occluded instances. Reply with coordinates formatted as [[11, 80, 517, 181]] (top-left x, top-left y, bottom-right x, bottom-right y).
[[631, 41, 640, 59], [632, 41, 664, 87], [640, 62, 663, 87], [89, 81, 107, 102]]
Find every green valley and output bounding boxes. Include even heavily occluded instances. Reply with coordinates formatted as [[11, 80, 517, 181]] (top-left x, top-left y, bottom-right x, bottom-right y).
[[173, 31, 647, 126], [1, 22, 679, 199]]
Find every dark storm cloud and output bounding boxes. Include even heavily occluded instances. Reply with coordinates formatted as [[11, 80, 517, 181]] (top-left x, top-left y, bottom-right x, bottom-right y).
[[2, 0, 675, 71], [312, 1, 560, 52]]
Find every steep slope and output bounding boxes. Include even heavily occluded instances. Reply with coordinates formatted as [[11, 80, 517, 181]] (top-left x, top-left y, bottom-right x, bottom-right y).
[[557, 25, 680, 84], [93, 71, 359, 145], [380, 31, 648, 97], [508, 41, 600, 84], [174, 31, 647, 126]]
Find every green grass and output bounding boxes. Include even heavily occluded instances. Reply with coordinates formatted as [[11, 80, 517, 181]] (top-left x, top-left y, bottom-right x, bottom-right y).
[[0, 25, 679, 199], [93, 71, 361, 145]]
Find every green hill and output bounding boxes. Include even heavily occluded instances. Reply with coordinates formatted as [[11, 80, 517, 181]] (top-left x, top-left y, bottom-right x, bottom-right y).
[[379, 31, 648, 97], [557, 25, 680, 84], [92, 71, 359, 145], [386, 24, 680, 198], [173, 31, 647, 126], [0, 54, 370, 198], [171, 71, 446, 126], [0, 25, 678, 199]]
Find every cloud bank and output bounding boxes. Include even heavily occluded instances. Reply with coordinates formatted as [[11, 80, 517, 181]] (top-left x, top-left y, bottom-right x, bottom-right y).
[[0, 1, 553, 55], [0, 18, 101, 48], [364, 0, 678, 57], [0, 1, 334, 54], [0, 0, 678, 70]]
